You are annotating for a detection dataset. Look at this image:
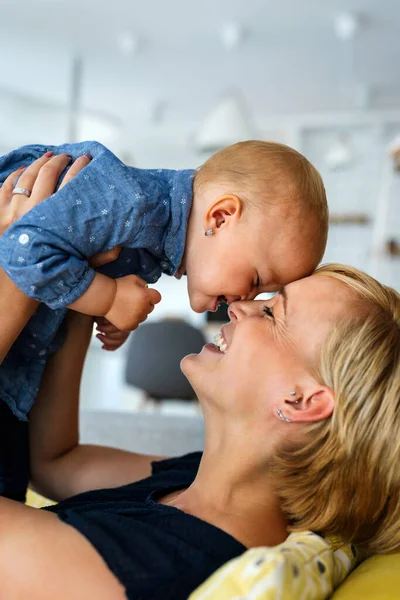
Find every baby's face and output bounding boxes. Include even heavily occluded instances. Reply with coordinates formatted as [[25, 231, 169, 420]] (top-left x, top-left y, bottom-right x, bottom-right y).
[[185, 209, 324, 314]]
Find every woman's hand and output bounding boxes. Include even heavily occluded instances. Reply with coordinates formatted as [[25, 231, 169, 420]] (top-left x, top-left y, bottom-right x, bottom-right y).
[[0, 152, 91, 235], [0, 152, 128, 351], [0, 153, 92, 364]]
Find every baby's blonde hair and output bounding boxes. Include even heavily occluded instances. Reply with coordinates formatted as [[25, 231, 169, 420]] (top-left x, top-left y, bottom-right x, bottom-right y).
[[271, 264, 400, 554], [194, 140, 328, 253]]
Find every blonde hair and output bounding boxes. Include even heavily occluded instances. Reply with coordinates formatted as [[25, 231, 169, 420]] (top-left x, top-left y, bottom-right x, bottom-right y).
[[194, 140, 328, 252], [271, 263, 400, 554]]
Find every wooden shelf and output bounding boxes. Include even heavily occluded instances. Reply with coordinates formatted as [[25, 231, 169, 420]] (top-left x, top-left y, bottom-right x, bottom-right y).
[[329, 214, 371, 225], [386, 239, 400, 257], [392, 147, 400, 172]]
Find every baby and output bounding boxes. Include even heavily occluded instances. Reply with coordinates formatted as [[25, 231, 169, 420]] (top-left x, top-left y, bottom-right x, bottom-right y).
[[0, 139, 328, 498]]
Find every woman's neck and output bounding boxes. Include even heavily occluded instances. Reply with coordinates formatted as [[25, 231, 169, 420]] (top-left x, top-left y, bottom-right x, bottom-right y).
[[160, 441, 288, 549]]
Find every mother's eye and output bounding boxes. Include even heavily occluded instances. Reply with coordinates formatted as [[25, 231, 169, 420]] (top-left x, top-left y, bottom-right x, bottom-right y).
[[263, 305, 274, 319]]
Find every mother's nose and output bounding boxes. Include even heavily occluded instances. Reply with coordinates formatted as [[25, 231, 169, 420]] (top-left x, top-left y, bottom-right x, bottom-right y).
[[228, 299, 264, 321], [228, 300, 252, 321]]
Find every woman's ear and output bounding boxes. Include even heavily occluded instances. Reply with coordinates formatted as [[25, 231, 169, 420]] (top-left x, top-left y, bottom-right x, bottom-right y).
[[283, 385, 335, 423], [204, 194, 242, 231]]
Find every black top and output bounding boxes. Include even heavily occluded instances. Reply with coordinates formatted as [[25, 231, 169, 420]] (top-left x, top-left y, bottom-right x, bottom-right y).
[[45, 452, 246, 600]]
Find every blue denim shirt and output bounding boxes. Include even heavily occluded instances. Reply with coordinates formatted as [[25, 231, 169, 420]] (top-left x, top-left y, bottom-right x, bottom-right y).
[[0, 141, 194, 419]]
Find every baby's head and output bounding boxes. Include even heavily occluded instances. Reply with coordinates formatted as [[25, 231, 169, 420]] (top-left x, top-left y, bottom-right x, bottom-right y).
[[183, 140, 328, 313]]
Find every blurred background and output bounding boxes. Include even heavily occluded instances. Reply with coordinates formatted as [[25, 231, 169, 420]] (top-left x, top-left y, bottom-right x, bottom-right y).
[[2, 0, 399, 453]]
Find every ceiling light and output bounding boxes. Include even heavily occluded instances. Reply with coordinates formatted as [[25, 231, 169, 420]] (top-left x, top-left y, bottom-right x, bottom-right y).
[[194, 93, 255, 153], [388, 135, 400, 170], [117, 32, 139, 56], [324, 134, 354, 171], [334, 12, 361, 40], [220, 22, 244, 50]]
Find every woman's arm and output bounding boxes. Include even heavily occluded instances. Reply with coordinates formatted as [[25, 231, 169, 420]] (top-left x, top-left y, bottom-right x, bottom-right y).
[[0, 153, 91, 364], [0, 496, 126, 600], [0, 142, 162, 312], [0, 268, 38, 363], [0, 148, 161, 332], [29, 310, 166, 501]]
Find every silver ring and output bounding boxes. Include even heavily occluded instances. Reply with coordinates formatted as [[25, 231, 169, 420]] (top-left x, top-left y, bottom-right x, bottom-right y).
[[12, 187, 31, 198]]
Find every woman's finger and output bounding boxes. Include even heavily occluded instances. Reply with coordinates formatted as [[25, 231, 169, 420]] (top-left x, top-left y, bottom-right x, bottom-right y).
[[0, 153, 89, 237], [0, 166, 26, 207], [7, 154, 73, 226], [10, 151, 54, 200], [26, 154, 73, 204], [59, 154, 91, 190]]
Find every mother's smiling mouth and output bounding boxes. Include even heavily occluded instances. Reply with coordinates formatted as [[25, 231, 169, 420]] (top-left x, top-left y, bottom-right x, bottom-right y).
[[213, 331, 228, 353]]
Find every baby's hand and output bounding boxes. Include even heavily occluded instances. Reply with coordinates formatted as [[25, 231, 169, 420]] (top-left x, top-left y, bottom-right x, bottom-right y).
[[105, 275, 161, 331], [94, 317, 130, 351]]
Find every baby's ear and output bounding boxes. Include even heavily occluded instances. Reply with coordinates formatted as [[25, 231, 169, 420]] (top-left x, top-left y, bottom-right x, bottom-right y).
[[205, 194, 242, 230]]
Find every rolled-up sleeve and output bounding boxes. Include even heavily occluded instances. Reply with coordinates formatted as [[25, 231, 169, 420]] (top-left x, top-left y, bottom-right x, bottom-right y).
[[0, 142, 154, 309]]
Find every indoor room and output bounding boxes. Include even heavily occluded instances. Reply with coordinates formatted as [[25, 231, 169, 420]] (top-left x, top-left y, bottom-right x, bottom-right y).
[[0, 1, 399, 598]]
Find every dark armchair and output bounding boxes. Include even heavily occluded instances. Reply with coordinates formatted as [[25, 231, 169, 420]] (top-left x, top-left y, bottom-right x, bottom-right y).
[[124, 320, 207, 401]]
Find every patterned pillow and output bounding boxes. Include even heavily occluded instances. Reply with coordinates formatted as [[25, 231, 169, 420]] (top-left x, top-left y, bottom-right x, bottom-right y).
[[26, 489, 56, 509], [190, 531, 363, 600]]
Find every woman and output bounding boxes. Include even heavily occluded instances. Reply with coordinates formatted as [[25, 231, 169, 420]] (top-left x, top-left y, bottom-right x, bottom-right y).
[[0, 161, 399, 599]]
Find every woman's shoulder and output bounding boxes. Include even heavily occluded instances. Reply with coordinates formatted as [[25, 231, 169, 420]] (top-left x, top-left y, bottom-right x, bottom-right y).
[[151, 451, 203, 476], [44, 451, 203, 512]]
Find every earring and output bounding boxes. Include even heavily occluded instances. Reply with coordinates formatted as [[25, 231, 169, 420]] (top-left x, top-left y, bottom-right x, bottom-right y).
[[204, 229, 214, 237], [288, 390, 300, 405], [276, 408, 291, 423]]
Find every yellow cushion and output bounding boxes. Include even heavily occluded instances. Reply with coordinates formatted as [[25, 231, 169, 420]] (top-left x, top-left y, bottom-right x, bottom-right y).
[[190, 531, 360, 600], [331, 554, 400, 600], [26, 489, 56, 509]]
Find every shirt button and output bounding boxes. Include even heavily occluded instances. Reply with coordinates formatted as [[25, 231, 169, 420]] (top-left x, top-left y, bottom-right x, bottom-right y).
[[18, 233, 30, 245], [160, 261, 169, 270]]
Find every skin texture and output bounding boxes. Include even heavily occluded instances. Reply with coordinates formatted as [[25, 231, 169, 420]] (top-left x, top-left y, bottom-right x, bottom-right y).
[[182, 183, 325, 313]]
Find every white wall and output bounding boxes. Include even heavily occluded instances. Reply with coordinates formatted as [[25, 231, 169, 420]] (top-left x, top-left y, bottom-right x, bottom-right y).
[[1, 87, 399, 323]]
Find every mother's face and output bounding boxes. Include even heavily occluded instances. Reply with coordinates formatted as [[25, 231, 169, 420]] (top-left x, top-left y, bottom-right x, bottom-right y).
[[182, 273, 355, 411]]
